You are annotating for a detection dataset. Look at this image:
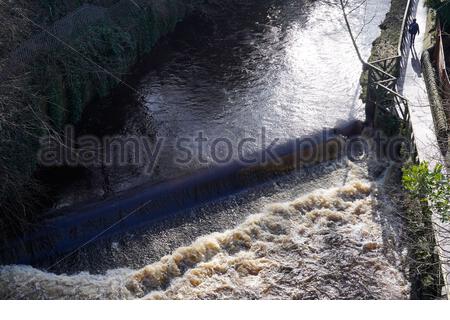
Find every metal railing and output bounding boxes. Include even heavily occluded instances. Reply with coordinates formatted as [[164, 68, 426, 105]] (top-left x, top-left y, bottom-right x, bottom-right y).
[[366, 0, 418, 162]]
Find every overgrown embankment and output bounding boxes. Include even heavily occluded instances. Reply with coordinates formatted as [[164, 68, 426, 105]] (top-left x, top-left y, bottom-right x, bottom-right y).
[[423, 1, 450, 167], [422, 50, 448, 153], [0, 0, 220, 234], [0, 1, 123, 60]]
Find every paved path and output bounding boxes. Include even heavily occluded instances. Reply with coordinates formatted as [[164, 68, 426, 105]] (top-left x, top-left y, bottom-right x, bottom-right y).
[[398, 0, 444, 169], [398, 0, 450, 298]]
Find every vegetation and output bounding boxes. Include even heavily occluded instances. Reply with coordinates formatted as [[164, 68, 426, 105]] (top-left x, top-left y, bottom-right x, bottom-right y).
[[401, 162, 448, 298], [403, 162, 450, 222], [0, 74, 45, 236], [0, 0, 203, 233]]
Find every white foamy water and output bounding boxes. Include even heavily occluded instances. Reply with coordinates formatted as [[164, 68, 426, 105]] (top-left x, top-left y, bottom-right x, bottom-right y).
[[0, 160, 410, 299]]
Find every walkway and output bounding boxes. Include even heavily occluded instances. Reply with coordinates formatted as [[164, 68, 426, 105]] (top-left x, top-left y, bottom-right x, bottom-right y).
[[399, 0, 443, 168], [398, 0, 450, 298]]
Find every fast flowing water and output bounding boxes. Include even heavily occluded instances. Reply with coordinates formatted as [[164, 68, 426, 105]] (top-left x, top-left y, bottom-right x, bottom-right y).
[[0, 0, 412, 299], [0, 156, 411, 299]]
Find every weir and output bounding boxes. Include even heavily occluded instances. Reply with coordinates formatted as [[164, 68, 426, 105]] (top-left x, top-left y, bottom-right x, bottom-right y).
[[0, 126, 362, 266]]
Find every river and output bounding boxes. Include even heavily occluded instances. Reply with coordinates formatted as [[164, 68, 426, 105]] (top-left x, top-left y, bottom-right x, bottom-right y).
[[53, 0, 389, 207], [0, 0, 412, 299]]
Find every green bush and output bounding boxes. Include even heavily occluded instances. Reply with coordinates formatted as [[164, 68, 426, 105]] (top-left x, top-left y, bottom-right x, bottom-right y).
[[402, 161, 450, 221]]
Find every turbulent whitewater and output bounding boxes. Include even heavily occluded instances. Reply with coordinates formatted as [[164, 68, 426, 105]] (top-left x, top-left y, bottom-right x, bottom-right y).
[[0, 159, 410, 299]]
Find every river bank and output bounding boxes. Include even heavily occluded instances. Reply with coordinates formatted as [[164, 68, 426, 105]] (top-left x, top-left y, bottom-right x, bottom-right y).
[[0, 0, 237, 237]]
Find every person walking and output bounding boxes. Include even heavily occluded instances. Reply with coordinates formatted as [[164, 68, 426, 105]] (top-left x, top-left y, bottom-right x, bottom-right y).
[[409, 18, 420, 47]]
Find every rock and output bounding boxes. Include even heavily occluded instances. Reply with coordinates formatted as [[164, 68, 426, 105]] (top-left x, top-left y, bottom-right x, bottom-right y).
[[362, 242, 379, 252]]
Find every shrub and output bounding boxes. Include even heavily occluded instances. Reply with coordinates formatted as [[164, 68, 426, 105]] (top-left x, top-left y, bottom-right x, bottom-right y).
[[402, 161, 450, 221]]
